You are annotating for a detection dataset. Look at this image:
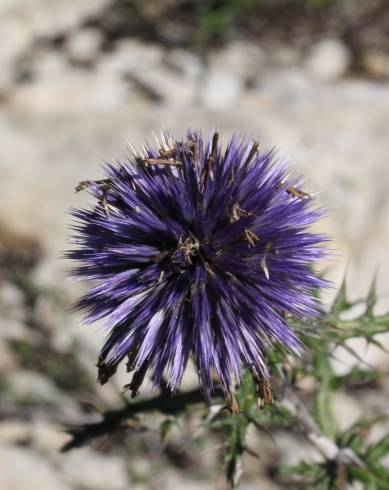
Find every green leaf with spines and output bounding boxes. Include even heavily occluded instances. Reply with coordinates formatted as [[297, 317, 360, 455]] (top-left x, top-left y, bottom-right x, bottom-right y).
[[330, 274, 352, 317], [366, 272, 379, 319], [365, 436, 389, 465]]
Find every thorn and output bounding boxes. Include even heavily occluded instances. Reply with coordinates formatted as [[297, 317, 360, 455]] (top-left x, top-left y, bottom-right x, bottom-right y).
[[260, 243, 271, 280], [145, 158, 182, 166], [242, 141, 259, 172], [157, 270, 165, 283], [245, 229, 259, 247]]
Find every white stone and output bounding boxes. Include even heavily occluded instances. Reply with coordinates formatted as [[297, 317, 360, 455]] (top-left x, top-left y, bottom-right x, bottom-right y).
[[0, 445, 71, 490], [8, 69, 130, 114], [202, 70, 243, 110], [0, 421, 30, 444], [7, 370, 67, 405], [32, 51, 71, 80], [165, 49, 203, 80], [0, 341, 15, 370], [30, 421, 71, 453], [209, 41, 265, 83], [332, 392, 363, 431], [0, 1, 110, 39], [305, 38, 351, 81], [0, 282, 25, 318], [60, 448, 129, 490], [98, 39, 164, 77], [0, 318, 30, 342], [65, 28, 104, 64], [0, 0, 110, 93], [130, 66, 197, 106]]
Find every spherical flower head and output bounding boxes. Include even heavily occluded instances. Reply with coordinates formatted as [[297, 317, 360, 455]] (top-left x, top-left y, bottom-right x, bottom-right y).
[[67, 130, 328, 405]]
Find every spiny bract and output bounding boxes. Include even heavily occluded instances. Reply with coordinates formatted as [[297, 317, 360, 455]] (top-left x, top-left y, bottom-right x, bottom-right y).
[[67, 130, 328, 405]]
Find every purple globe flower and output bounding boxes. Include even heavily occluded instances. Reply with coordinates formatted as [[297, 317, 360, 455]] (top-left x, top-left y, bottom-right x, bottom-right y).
[[68, 130, 328, 406]]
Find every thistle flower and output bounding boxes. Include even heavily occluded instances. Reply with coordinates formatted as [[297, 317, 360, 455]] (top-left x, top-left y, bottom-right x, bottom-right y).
[[68, 130, 328, 406]]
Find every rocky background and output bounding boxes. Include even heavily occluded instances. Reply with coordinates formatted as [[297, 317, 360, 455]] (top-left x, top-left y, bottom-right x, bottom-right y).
[[1, 1, 389, 489]]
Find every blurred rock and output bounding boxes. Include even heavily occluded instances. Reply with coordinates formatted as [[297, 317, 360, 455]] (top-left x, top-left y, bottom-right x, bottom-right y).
[[0, 1, 110, 39], [332, 392, 363, 431], [0, 445, 71, 490], [256, 67, 312, 102], [8, 69, 130, 114], [275, 431, 322, 466], [209, 41, 265, 85], [65, 28, 104, 65], [362, 51, 389, 80], [0, 282, 25, 319], [60, 448, 129, 490], [0, 319, 30, 343], [7, 370, 69, 406], [0, 0, 110, 94], [30, 420, 71, 453], [98, 39, 164, 77], [165, 49, 203, 80], [305, 38, 351, 81], [0, 21, 30, 94], [130, 66, 197, 106], [0, 341, 15, 370], [202, 70, 243, 110], [0, 421, 30, 445], [32, 50, 72, 80]]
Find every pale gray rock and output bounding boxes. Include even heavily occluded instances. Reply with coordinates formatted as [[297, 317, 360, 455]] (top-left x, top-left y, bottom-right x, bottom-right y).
[[0, 20, 31, 93], [8, 69, 130, 114], [7, 370, 69, 406], [60, 448, 130, 490], [32, 50, 72, 80], [331, 392, 363, 432], [30, 420, 71, 453], [98, 39, 164, 77], [0, 421, 30, 444], [256, 67, 312, 102], [0, 1, 110, 39], [362, 51, 389, 79], [208, 41, 265, 84], [274, 431, 322, 466], [0, 318, 30, 343], [0, 341, 15, 370], [202, 70, 243, 110], [0, 0, 110, 93], [0, 445, 71, 490], [165, 48, 203, 80], [0, 282, 25, 320], [305, 38, 352, 81], [65, 28, 104, 65], [130, 66, 197, 106]]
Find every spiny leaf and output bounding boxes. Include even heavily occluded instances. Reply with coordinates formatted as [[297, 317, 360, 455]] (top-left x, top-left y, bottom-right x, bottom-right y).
[[366, 436, 389, 464], [331, 274, 352, 316], [366, 271, 379, 318]]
